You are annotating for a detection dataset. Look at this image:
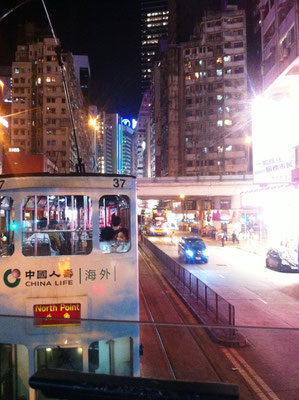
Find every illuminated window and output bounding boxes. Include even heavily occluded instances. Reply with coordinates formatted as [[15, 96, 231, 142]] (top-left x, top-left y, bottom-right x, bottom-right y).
[[22, 195, 93, 257], [224, 55, 231, 62], [224, 119, 232, 126], [216, 69, 223, 76], [99, 195, 131, 254], [14, 68, 20, 74], [217, 95, 223, 100], [0, 197, 15, 257], [195, 72, 199, 79], [217, 120, 223, 127], [225, 145, 232, 151], [217, 57, 222, 63]]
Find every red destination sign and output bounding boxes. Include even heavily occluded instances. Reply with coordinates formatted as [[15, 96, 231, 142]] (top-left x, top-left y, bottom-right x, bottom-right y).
[[34, 303, 81, 327]]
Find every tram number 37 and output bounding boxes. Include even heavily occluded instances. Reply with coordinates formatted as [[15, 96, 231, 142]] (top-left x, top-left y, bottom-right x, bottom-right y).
[[113, 178, 126, 188]]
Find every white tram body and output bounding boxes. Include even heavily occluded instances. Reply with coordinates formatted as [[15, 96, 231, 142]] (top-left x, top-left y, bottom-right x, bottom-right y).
[[0, 173, 139, 400]]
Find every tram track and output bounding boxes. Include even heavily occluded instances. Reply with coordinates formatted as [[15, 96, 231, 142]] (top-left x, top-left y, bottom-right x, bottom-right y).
[[138, 243, 277, 400], [139, 244, 227, 383]]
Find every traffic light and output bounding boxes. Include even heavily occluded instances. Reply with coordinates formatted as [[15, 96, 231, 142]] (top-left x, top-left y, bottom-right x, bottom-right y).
[[10, 221, 17, 231]]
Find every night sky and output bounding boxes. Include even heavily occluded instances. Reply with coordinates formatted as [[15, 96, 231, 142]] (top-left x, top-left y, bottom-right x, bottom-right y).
[[0, 0, 141, 118]]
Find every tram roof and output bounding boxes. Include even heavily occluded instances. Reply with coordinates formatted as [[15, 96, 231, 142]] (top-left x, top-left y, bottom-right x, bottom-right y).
[[0, 173, 136, 191]]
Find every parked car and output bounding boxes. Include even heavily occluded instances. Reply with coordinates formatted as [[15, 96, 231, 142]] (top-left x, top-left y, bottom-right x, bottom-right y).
[[266, 247, 299, 272], [178, 236, 208, 263]]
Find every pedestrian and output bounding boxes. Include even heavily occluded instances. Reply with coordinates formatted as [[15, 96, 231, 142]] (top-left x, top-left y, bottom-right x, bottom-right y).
[[232, 232, 236, 244], [221, 232, 225, 247]]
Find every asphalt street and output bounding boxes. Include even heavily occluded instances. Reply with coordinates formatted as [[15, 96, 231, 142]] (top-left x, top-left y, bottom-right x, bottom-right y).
[[145, 233, 299, 400]]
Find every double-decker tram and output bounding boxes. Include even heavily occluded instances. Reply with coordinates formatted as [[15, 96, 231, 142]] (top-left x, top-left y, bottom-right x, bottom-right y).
[[0, 173, 139, 400]]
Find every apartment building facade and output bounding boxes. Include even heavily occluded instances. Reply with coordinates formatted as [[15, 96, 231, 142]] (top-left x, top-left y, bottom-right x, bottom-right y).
[[255, 0, 299, 184], [11, 37, 92, 173], [181, 6, 249, 176], [151, 6, 250, 177]]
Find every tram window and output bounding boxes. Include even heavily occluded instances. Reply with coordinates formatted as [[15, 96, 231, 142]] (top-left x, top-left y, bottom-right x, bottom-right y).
[[89, 337, 133, 376], [0, 343, 29, 399], [99, 195, 130, 254], [22, 195, 92, 257], [0, 196, 15, 257], [36, 346, 83, 400]]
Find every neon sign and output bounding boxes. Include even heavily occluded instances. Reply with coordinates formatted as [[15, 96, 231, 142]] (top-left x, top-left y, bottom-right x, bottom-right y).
[[122, 118, 137, 129]]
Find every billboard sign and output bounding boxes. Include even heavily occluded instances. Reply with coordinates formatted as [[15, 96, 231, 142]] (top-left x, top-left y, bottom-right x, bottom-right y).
[[252, 89, 298, 183]]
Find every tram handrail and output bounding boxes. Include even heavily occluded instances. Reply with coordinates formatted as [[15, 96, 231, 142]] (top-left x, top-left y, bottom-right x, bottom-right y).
[[141, 235, 235, 327], [29, 368, 240, 399]]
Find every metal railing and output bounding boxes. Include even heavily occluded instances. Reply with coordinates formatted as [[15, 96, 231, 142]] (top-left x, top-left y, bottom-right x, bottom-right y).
[[141, 235, 235, 327]]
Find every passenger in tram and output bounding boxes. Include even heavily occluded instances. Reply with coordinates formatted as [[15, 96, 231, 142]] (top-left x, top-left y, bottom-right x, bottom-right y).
[[48, 220, 63, 255], [100, 214, 122, 253], [114, 227, 130, 253], [100, 214, 121, 241], [61, 218, 72, 254]]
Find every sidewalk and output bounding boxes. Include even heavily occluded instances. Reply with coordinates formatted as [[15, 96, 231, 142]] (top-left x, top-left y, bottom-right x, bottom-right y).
[[203, 237, 268, 257]]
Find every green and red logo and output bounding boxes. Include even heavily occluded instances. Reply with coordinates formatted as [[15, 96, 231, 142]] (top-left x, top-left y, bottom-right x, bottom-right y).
[[3, 269, 21, 288]]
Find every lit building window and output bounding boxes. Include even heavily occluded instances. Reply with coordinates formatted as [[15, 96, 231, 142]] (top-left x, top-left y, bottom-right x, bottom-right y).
[[217, 120, 223, 127], [225, 145, 232, 151], [14, 68, 20, 74], [218, 146, 223, 152], [217, 95, 223, 100], [216, 69, 223, 76], [195, 72, 199, 79], [217, 57, 222, 63], [224, 55, 231, 62], [224, 119, 232, 126]]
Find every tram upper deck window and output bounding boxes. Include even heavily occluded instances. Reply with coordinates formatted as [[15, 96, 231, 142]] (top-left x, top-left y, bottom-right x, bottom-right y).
[[22, 195, 92, 257], [99, 195, 130, 254], [0, 196, 15, 257]]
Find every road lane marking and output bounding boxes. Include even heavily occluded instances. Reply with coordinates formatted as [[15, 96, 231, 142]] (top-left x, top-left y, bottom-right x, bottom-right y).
[[230, 349, 281, 400], [222, 348, 270, 400], [258, 298, 268, 304]]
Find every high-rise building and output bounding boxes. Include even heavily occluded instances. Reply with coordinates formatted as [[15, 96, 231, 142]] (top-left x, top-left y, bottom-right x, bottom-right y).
[[141, 0, 169, 93], [73, 55, 90, 101], [122, 123, 135, 175], [252, 0, 299, 184], [152, 5, 250, 176], [10, 37, 92, 173], [133, 90, 151, 177], [259, 0, 298, 91]]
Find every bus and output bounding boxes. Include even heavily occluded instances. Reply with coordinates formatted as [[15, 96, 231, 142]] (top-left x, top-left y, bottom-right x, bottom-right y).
[[0, 173, 139, 400], [144, 206, 168, 236]]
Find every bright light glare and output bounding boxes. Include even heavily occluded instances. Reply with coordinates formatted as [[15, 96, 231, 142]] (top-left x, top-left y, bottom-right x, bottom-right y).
[[0, 117, 8, 128], [252, 93, 297, 183]]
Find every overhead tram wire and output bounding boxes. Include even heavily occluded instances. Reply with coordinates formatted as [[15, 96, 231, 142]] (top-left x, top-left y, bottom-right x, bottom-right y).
[[0, 0, 32, 23], [41, 0, 85, 174]]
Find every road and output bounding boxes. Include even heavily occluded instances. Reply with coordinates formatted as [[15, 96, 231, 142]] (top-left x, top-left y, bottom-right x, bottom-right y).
[[143, 233, 299, 400]]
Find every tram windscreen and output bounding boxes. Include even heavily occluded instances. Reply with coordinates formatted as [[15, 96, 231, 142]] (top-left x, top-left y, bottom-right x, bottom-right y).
[[99, 195, 130, 253], [22, 195, 92, 257], [0, 196, 15, 257]]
